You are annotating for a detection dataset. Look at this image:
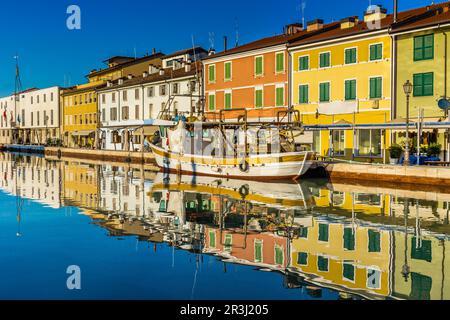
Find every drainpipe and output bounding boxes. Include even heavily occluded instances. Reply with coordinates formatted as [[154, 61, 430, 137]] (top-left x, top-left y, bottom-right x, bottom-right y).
[[288, 49, 292, 116], [390, 31, 398, 148]]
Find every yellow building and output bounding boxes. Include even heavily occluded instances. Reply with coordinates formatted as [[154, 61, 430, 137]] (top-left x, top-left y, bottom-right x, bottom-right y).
[[393, 3, 450, 159], [62, 53, 164, 148], [289, 9, 392, 163], [62, 161, 100, 209]]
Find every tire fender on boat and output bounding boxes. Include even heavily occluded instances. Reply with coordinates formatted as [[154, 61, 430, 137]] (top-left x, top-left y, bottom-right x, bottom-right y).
[[239, 160, 249, 173]]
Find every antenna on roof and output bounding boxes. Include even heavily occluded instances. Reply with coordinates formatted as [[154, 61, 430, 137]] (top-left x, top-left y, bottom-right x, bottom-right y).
[[208, 32, 215, 51], [301, 0, 307, 30], [234, 18, 239, 47], [133, 46, 137, 59]]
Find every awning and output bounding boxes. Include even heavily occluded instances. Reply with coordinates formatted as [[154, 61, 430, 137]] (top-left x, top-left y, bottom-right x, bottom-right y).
[[133, 126, 159, 136], [71, 131, 95, 137]]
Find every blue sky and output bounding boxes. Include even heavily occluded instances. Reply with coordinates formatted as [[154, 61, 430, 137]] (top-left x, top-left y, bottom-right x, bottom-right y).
[[0, 0, 441, 96]]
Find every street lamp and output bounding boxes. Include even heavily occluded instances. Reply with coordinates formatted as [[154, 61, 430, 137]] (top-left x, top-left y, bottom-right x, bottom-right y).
[[403, 80, 413, 166]]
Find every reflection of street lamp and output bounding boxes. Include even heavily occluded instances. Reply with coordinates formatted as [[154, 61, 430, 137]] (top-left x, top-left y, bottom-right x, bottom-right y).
[[403, 80, 413, 166], [401, 198, 411, 282]]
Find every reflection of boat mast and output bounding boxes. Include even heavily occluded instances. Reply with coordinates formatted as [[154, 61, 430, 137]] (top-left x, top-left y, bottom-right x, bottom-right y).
[[14, 163, 24, 237]]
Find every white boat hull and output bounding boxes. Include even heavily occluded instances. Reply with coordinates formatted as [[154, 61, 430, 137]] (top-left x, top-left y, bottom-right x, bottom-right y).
[[150, 144, 315, 180]]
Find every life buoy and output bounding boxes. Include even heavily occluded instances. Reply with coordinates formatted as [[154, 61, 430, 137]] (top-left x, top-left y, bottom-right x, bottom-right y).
[[239, 184, 250, 198], [239, 160, 249, 173]]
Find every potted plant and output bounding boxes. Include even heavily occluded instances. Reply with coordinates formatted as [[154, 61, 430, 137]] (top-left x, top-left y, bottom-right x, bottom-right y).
[[388, 144, 403, 164], [427, 143, 441, 158]]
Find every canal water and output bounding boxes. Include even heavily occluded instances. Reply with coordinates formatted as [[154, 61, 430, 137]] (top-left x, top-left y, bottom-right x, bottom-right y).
[[0, 152, 448, 300]]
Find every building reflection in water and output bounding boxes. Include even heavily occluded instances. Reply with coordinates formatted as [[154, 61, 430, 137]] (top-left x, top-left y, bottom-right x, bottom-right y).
[[0, 152, 449, 300]]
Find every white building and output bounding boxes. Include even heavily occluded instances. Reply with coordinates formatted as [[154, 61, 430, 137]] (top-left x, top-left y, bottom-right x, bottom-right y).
[[98, 47, 207, 151], [0, 86, 61, 145]]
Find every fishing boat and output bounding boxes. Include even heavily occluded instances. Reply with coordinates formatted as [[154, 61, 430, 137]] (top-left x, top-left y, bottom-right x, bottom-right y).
[[150, 109, 316, 181], [0, 144, 5, 152]]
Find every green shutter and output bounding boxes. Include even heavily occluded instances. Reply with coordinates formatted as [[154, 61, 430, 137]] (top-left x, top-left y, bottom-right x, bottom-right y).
[[299, 56, 309, 71], [275, 246, 284, 265], [370, 44, 382, 61], [413, 72, 433, 97], [297, 252, 308, 265], [298, 227, 308, 238], [255, 89, 263, 108], [345, 48, 356, 64], [411, 238, 432, 262], [276, 53, 284, 72], [320, 83, 330, 102], [255, 57, 263, 76], [209, 231, 216, 248], [254, 240, 262, 262], [343, 263, 355, 281], [299, 85, 308, 104], [410, 273, 432, 300], [208, 94, 215, 111], [208, 65, 215, 82], [225, 62, 232, 80], [343, 228, 355, 251], [224, 93, 232, 110], [345, 80, 356, 100], [370, 77, 382, 99], [318, 256, 329, 272], [368, 230, 381, 253], [276, 87, 284, 106], [318, 223, 329, 242], [320, 52, 330, 68], [414, 34, 434, 61]]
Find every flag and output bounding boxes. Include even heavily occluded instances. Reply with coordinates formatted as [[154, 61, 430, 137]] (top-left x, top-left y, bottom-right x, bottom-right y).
[[2, 110, 6, 121]]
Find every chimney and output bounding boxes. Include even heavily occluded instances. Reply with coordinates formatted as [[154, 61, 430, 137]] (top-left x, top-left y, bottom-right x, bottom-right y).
[[208, 48, 216, 56], [118, 78, 124, 85], [224, 36, 228, 52], [143, 71, 149, 78], [106, 80, 112, 87], [127, 74, 133, 80], [284, 23, 303, 35], [393, 0, 398, 23], [185, 61, 192, 72], [159, 68, 165, 76], [340, 16, 358, 29], [364, 5, 387, 23], [152, 48, 156, 55], [307, 19, 324, 32], [149, 64, 159, 74]]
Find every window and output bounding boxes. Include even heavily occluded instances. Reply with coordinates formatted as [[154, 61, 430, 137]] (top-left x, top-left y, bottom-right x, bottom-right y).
[[224, 62, 232, 81], [254, 240, 263, 263], [43, 94, 46, 103], [276, 52, 285, 73], [172, 83, 179, 94], [21, 110, 25, 126], [255, 56, 264, 76], [224, 92, 232, 110], [413, 72, 434, 97], [159, 85, 167, 96], [135, 89, 140, 100], [318, 256, 329, 272], [313, 131, 321, 153], [298, 227, 308, 238], [370, 44, 383, 61], [102, 109, 105, 122], [135, 105, 140, 119], [224, 234, 232, 252], [50, 110, 54, 125], [319, 82, 330, 102], [51, 93, 54, 101], [297, 252, 308, 265], [343, 228, 355, 251], [122, 90, 128, 102], [414, 34, 434, 61], [358, 129, 381, 157], [345, 48, 357, 64], [37, 111, 40, 126], [299, 56, 309, 71], [209, 231, 216, 248], [122, 106, 129, 120], [31, 112, 34, 126], [37, 95, 40, 104], [332, 130, 345, 156], [368, 230, 381, 253], [102, 94, 106, 104], [318, 223, 329, 242], [31, 96, 33, 104], [208, 94, 215, 111], [275, 245, 284, 265], [343, 263, 355, 281], [410, 273, 432, 300], [345, 79, 357, 100], [369, 77, 382, 99], [299, 85, 309, 104], [208, 65, 216, 83], [110, 107, 118, 121], [411, 238, 432, 262], [148, 104, 153, 118], [276, 86, 284, 106], [112, 92, 116, 103], [319, 52, 331, 68], [147, 87, 154, 97], [255, 88, 263, 108]]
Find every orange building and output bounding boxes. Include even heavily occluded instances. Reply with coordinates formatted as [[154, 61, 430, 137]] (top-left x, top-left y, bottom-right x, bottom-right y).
[[203, 24, 308, 121]]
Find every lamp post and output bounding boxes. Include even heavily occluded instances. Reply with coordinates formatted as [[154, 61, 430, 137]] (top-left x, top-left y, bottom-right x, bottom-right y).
[[403, 80, 413, 166]]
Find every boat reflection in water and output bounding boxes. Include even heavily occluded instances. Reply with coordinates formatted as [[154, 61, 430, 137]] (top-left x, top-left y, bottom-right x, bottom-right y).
[[0, 152, 449, 300]]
